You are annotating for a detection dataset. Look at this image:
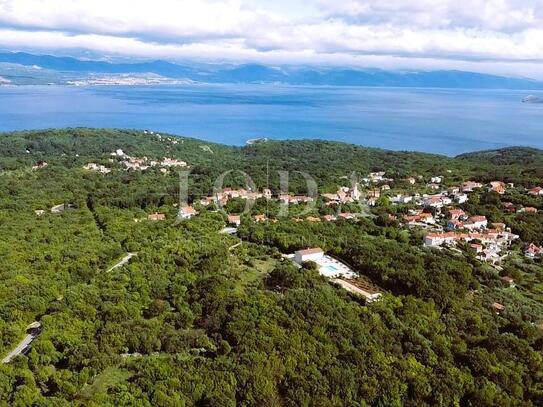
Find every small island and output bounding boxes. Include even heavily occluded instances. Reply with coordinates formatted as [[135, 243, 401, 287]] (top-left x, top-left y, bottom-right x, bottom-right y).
[[522, 95, 543, 103]]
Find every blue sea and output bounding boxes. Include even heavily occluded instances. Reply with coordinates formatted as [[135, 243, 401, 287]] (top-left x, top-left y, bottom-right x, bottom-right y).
[[0, 84, 542, 156]]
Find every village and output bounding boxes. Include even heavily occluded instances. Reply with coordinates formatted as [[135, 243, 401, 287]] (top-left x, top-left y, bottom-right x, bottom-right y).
[[33, 154, 542, 275]]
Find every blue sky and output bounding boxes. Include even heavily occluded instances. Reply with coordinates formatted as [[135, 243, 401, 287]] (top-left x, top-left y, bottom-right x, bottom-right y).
[[0, 0, 542, 78]]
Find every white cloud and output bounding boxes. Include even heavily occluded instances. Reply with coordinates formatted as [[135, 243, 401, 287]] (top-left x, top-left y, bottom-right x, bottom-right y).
[[0, 0, 541, 78]]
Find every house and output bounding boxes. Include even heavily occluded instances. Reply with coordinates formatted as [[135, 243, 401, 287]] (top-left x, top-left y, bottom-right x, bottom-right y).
[[528, 187, 543, 196], [492, 302, 505, 314], [253, 214, 267, 222], [369, 172, 386, 182], [227, 214, 241, 227], [503, 202, 516, 212], [470, 243, 483, 253], [390, 194, 413, 204], [323, 214, 337, 222], [404, 215, 420, 225], [520, 206, 538, 214], [430, 176, 442, 184], [148, 212, 166, 221], [466, 215, 488, 229], [454, 193, 469, 204], [294, 248, 324, 265], [480, 249, 501, 265], [407, 177, 416, 185], [500, 276, 516, 287], [35, 209, 45, 216], [447, 209, 466, 220], [424, 232, 458, 246], [427, 183, 441, 190], [488, 181, 506, 194], [161, 158, 187, 167], [83, 163, 111, 174], [367, 197, 377, 206], [178, 206, 197, 219], [263, 188, 272, 199], [490, 223, 506, 232], [338, 212, 355, 220], [366, 188, 381, 198], [32, 161, 48, 170], [525, 243, 543, 258], [111, 149, 126, 157], [305, 216, 321, 222], [51, 203, 71, 213], [418, 213, 435, 224], [424, 195, 446, 208], [448, 187, 460, 194], [447, 220, 464, 230], [461, 181, 483, 192], [381, 184, 391, 191]]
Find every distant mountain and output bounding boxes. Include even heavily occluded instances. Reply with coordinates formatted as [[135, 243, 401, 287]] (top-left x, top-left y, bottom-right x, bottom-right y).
[[1, 51, 542, 89]]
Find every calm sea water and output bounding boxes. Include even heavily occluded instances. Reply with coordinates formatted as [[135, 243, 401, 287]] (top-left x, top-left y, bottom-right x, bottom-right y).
[[0, 84, 542, 156]]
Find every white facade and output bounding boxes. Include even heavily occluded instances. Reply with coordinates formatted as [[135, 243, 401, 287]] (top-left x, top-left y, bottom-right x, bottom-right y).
[[294, 248, 324, 265]]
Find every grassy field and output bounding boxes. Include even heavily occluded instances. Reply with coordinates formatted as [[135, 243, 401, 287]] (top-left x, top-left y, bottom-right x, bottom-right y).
[[78, 366, 132, 401]]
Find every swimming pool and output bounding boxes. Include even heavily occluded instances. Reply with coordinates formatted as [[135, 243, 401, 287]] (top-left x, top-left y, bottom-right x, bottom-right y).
[[320, 264, 340, 276]]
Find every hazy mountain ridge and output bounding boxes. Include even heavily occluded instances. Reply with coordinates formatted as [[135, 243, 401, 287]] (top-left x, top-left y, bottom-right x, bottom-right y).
[[1, 51, 542, 89]]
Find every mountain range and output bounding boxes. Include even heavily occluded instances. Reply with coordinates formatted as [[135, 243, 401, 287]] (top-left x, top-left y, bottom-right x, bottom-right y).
[[1, 51, 542, 89]]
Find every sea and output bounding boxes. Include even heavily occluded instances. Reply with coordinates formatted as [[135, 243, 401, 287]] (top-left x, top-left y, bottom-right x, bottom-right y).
[[0, 83, 542, 156]]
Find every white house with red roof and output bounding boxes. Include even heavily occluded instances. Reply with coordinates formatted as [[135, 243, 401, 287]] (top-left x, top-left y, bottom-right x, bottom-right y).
[[178, 206, 198, 219]]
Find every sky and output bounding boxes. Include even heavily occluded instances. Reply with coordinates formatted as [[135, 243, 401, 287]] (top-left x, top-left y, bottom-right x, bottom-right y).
[[0, 0, 542, 78]]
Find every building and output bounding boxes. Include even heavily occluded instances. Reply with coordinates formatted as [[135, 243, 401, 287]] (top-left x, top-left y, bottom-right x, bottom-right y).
[[431, 176, 442, 184], [161, 158, 187, 167], [32, 161, 48, 170], [528, 187, 543, 196], [490, 223, 506, 232], [35, 209, 45, 216], [461, 181, 483, 192], [148, 212, 166, 221], [503, 202, 516, 212], [500, 276, 516, 287], [323, 215, 337, 222], [525, 243, 543, 259], [227, 214, 241, 227], [465, 215, 488, 230], [454, 193, 469, 204], [294, 248, 324, 265], [83, 163, 111, 174], [262, 188, 272, 199], [178, 206, 197, 219], [447, 208, 466, 220], [338, 212, 355, 220], [488, 181, 506, 194], [253, 214, 267, 222], [492, 302, 505, 314]]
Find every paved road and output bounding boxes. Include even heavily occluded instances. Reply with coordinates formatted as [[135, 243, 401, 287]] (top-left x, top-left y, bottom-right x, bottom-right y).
[[2, 333, 36, 363], [107, 252, 136, 272]]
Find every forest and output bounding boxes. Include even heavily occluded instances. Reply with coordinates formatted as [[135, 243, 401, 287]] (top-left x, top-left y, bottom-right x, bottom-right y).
[[0, 129, 542, 406]]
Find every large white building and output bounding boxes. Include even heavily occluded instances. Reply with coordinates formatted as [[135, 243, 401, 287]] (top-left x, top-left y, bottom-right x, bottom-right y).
[[294, 248, 324, 264]]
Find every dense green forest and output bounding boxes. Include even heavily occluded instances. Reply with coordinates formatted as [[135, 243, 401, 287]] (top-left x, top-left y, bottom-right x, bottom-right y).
[[0, 129, 542, 406]]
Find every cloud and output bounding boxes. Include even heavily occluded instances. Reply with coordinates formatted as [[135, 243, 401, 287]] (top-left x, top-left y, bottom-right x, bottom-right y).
[[315, 0, 543, 32], [0, 0, 541, 78]]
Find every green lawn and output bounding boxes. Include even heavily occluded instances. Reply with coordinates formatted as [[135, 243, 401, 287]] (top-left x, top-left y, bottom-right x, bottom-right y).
[[78, 366, 132, 400]]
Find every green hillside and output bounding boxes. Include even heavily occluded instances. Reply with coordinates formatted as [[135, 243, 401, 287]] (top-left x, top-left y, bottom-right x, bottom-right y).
[[0, 129, 542, 406]]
